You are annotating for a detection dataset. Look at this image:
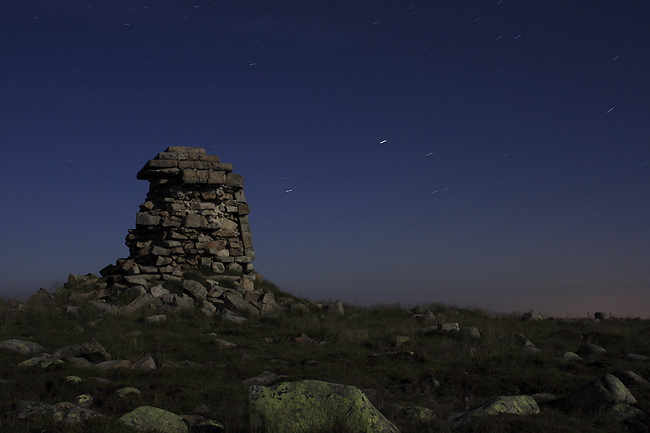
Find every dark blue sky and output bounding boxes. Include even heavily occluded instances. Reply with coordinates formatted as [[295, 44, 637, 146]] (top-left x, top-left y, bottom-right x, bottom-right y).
[[1, 1, 649, 317]]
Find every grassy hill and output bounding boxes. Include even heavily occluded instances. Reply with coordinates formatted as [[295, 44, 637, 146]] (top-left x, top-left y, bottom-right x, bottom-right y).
[[1, 274, 648, 432]]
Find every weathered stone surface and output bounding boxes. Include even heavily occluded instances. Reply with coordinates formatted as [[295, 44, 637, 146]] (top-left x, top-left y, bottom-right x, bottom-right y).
[[53, 340, 111, 363], [557, 373, 637, 412], [62, 406, 104, 424], [447, 395, 539, 427], [13, 401, 66, 422], [0, 339, 46, 355], [112, 147, 256, 291], [576, 343, 606, 357], [134, 354, 157, 370], [248, 380, 400, 433], [183, 280, 208, 301], [119, 406, 189, 433]]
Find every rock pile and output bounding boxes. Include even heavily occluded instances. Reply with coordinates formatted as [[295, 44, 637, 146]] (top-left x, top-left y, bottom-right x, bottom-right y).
[[102, 146, 255, 290]]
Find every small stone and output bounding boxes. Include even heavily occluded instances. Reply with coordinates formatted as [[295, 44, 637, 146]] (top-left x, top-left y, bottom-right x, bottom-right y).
[[562, 351, 582, 361], [74, 394, 93, 408], [439, 322, 460, 332], [576, 343, 606, 357], [212, 338, 236, 349], [325, 301, 345, 315], [114, 387, 142, 398], [146, 314, 167, 323], [134, 354, 157, 370]]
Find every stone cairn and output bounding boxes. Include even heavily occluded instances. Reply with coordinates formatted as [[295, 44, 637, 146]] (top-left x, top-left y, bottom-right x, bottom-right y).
[[102, 146, 256, 291]]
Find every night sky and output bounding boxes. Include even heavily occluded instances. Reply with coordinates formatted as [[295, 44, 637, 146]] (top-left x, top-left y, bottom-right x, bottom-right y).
[[2, 1, 649, 317]]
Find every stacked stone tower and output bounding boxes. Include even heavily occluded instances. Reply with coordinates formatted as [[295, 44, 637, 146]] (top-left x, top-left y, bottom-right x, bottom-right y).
[[106, 146, 255, 288]]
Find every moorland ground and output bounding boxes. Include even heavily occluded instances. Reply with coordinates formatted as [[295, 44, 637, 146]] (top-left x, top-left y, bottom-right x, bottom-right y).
[[1, 276, 649, 433]]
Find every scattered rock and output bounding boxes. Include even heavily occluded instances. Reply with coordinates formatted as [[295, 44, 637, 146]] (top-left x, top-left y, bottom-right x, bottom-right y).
[[53, 339, 112, 363], [74, 394, 93, 408], [62, 406, 104, 424], [18, 355, 64, 369], [249, 380, 400, 433], [290, 303, 310, 315], [0, 339, 47, 355], [114, 387, 142, 398], [576, 343, 606, 357], [222, 311, 246, 324], [146, 314, 167, 323], [557, 373, 637, 413], [183, 280, 208, 301], [242, 371, 288, 387], [625, 353, 649, 362], [392, 336, 411, 348], [134, 354, 157, 370], [325, 301, 345, 315], [192, 419, 225, 433], [462, 327, 481, 339], [212, 338, 237, 350], [384, 404, 436, 424], [561, 351, 582, 361], [95, 359, 135, 369], [119, 405, 188, 433], [447, 395, 539, 427], [522, 312, 543, 321], [439, 322, 460, 332], [13, 401, 66, 422], [615, 370, 650, 387]]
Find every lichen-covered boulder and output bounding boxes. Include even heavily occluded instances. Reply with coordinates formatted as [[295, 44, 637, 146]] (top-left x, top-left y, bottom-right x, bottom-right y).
[[119, 406, 188, 433], [447, 395, 539, 427], [557, 374, 636, 413], [248, 380, 400, 433], [13, 401, 66, 422], [0, 338, 46, 355]]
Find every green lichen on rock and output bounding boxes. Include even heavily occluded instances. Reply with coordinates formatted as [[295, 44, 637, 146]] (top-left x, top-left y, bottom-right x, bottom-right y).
[[248, 380, 400, 433], [119, 405, 188, 433], [605, 402, 646, 420], [385, 404, 436, 424], [447, 395, 539, 427]]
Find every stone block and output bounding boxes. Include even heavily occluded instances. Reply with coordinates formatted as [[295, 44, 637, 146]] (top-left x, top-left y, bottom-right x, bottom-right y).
[[196, 170, 208, 183], [208, 171, 226, 184], [238, 203, 250, 215], [147, 159, 178, 168], [178, 160, 198, 169], [183, 214, 207, 228], [136, 212, 160, 227], [199, 154, 220, 162], [182, 169, 198, 183], [226, 173, 244, 188]]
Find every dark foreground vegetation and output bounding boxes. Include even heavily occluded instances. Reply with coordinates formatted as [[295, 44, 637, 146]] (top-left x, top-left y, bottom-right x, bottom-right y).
[[1, 275, 649, 433]]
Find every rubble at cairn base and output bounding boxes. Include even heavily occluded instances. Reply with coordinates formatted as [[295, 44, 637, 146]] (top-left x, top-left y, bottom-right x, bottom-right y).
[[101, 146, 256, 291]]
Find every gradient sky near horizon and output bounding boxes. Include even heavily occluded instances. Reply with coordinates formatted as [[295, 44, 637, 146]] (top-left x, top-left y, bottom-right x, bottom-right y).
[[1, 1, 649, 317]]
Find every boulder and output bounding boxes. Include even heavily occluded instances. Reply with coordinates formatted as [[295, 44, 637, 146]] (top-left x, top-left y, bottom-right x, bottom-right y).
[[325, 301, 345, 315], [119, 406, 188, 433], [557, 373, 637, 412], [53, 339, 111, 363], [447, 395, 539, 427], [521, 312, 543, 321], [183, 280, 208, 300], [0, 339, 46, 355], [248, 380, 400, 433], [13, 401, 66, 422], [384, 404, 436, 424], [576, 343, 606, 357], [242, 371, 289, 387], [62, 406, 104, 424], [462, 327, 481, 339]]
